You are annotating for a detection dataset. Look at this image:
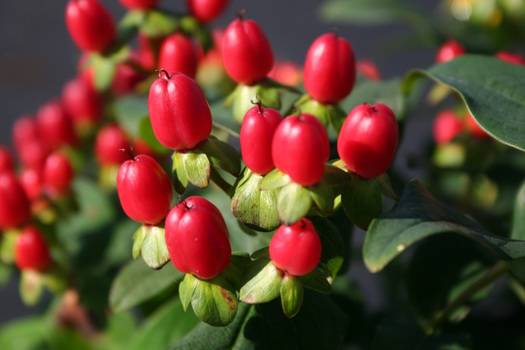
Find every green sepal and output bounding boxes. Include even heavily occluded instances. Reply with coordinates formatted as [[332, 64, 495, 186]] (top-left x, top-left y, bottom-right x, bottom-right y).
[[179, 273, 199, 312], [231, 168, 280, 232], [182, 150, 211, 189], [277, 182, 312, 225], [0, 229, 18, 264], [251, 247, 270, 259], [132, 224, 170, 270], [225, 82, 281, 124], [240, 259, 284, 304], [172, 152, 190, 194], [280, 274, 304, 318], [293, 94, 347, 137], [19, 270, 44, 306], [323, 163, 353, 190], [374, 173, 398, 200], [299, 266, 333, 295], [308, 180, 335, 216], [260, 168, 291, 190], [90, 53, 117, 92], [199, 136, 241, 176], [341, 176, 383, 230], [179, 15, 213, 52], [189, 274, 238, 326]]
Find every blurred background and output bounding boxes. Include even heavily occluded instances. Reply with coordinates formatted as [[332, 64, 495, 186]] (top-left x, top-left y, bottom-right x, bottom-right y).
[[0, 0, 440, 325]]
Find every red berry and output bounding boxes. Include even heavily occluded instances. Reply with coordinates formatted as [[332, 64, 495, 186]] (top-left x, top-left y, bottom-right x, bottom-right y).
[[94, 124, 131, 166], [165, 196, 231, 279], [110, 61, 147, 96], [0, 172, 31, 229], [118, 0, 159, 10], [337, 103, 399, 179], [19, 168, 43, 201], [43, 152, 75, 198], [436, 40, 466, 63], [222, 17, 274, 85], [267, 60, 302, 87], [158, 33, 199, 79], [240, 104, 283, 175], [356, 60, 381, 80], [272, 114, 329, 186], [185, 0, 230, 23], [0, 146, 14, 174], [269, 218, 322, 276], [303, 32, 356, 104], [465, 113, 490, 140], [36, 99, 77, 149], [65, 0, 116, 53], [12, 115, 40, 156], [495, 51, 525, 65], [14, 226, 51, 272], [117, 154, 173, 225], [433, 109, 464, 145], [137, 34, 160, 71], [62, 78, 102, 126], [148, 71, 212, 151]]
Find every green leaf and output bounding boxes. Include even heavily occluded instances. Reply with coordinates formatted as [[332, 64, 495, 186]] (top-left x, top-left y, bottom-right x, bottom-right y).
[[511, 178, 525, 240], [240, 259, 283, 304], [91, 54, 117, 92], [170, 290, 348, 349], [308, 180, 335, 215], [140, 9, 179, 37], [404, 55, 525, 151], [19, 270, 44, 306], [110, 259, 184, 313], [260, 168, 291, 190], [341, 177, 383, 230], [220, 253, 251, 291], [190, 275, 238, 326], [299, 266, 332, 294], [277, 182, 312, 225], [364, 180, 525, 273], [199, 136, 241, 176], [139, 225, 170, 270], [293, 95, 347, 135], [309, 216, 345, 279], [340, 77, 408, 122], [0, 317, 47, 350], [181, 150, 211, 189], [231, 168, 280, 232], [0, 230, 17, 264], [138, 117, 169, 155], [131, 298, 200, 350], [280, 274, 304, 318], [113, 95, 149, 137]]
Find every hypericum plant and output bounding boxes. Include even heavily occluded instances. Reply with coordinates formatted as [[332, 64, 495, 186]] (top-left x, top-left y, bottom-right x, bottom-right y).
[[3, 1, 525, 349]]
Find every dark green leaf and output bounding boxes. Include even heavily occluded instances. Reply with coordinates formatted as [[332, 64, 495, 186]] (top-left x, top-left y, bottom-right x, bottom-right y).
[[220, 253, 251, 291], [364, 180, 525, 272], [170, 290, 348, 349], [199, 137, 241, 176], [231, 169, 280, 232], [113, 95, 149, 137], [511, 178, 525, 240], [299, 266, 332, 294], [309, 216, 345, 279], [240, 259, 283, 304], [131, 298, 199, 350], [277, 182, 312, 225], [110, 259, 184, 313], [308, 180, 335, 215], [341, 177, 383, 230], [280, 275, 304, 318], [404, 55, 525, 151], [138, 117, 170, 155]]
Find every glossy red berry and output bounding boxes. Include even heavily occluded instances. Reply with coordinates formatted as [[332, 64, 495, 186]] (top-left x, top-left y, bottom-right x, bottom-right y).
[[110, 61, 148, 96], [337, 103, 399, 179], [137, 34, 160, 71], [36, 99, 77, 149], [185, 0, 230, 23], [0, 146, 14, 174], [43, 152, 75, 198], [433, 109, 464, 145], [165, 196, 231, 279], [62, 78, 102, 126], [65, 0, 116, 53], [117, 154, 173, 225], [269, 218, 322, 276], [272, 113, 329, 186], [222, 17, 274, 85], [356, 60, 381, 80], [12, 115, 40, 156], [118, 0, 159, 10], [240, 104, 283, 175], [495, 51, 525, 65], [267, 60, 302, 87], [436, 40, 466, 63], [14, 226, 51, 272], [17, 140, 50, 172], [158, 33, 199, 79], [94, 124, 131, 166], [19, 168, 43, 201], [148, 70, 212, 151], [0, 172, 31, 229], [303, 32, 356, 104]]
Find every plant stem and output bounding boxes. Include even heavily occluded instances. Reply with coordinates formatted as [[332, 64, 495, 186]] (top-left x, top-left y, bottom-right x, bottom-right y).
[[210, 167, 233, 196], [212, 121, 240, 139], [425, 260, 510, 334]]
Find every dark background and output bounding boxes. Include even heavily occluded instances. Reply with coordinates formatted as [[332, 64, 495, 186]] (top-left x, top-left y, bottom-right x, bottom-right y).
[[0, 0, 439, 325]]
